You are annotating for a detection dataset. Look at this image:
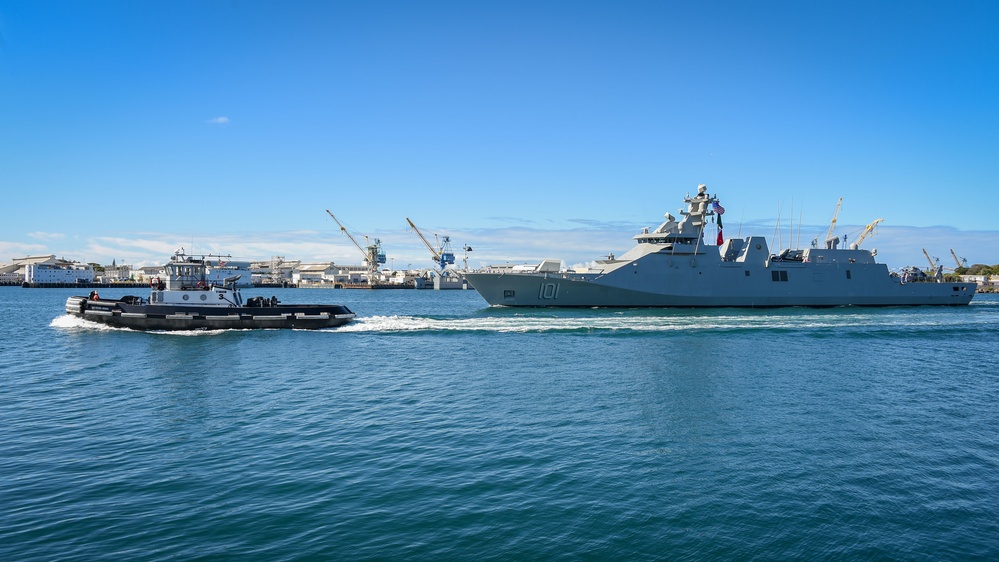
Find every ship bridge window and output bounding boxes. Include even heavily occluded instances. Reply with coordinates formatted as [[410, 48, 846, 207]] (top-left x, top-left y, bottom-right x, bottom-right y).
[[771, 270, 789, 282]]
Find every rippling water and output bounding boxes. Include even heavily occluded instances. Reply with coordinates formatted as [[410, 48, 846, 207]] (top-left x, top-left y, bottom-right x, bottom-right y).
[[2, 286, 998, 560]]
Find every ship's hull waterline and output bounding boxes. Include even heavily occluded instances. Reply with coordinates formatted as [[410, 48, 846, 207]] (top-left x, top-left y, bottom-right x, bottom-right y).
[[66, 296, 355, 330], [465, 185, 976, 308], [63, 250, 356, 331], [465, 268, 975, 308]]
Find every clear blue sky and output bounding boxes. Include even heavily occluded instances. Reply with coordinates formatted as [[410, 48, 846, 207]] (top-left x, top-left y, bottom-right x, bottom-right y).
[[2, 0, 997, 270]]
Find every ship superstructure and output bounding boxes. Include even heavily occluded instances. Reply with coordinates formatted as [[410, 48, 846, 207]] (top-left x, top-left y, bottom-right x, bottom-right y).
[[465, 185, 976, 307], [65, 250, 355, 330]]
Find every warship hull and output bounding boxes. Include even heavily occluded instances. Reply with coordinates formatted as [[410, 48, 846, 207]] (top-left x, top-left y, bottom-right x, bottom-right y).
[[465, 264, 975, 308], [466, 184, 976, 309]]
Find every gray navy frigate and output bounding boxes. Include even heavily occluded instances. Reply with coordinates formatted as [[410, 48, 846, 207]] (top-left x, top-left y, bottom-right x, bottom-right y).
[[465, 185, 976, 307]]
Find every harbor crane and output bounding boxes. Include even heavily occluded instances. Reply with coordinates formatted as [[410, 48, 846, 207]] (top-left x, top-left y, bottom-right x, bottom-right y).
[[824, 197, 843, 248], [950, 249, 967, 269], [849, 218, 884, 249], [406, 218, 455, 271], [922, 248, 944, 280], [922, 248, 937, 270], [325, 210, 386, 276]]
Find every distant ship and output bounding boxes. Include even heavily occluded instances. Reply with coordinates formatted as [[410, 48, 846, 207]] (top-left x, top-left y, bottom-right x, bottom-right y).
[[465, 185, 976, 307], [65, 250, 355, 330]]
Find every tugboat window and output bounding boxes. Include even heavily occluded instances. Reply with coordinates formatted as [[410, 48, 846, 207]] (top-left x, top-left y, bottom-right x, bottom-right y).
[[183, 294, 190, 301]]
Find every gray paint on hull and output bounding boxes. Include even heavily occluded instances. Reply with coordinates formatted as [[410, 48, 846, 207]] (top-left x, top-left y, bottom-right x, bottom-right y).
[[466, 255, 976, 308], [66, 296, 355, 330], [74, 311, 354, 330], [466, 190, 977, 308]]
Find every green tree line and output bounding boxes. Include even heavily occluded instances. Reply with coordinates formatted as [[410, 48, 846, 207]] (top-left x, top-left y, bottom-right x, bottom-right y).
[[954, 264, 999, 276]]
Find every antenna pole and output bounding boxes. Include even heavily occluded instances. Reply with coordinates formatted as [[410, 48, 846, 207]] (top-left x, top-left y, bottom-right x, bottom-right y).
[[796, 208, 803, 250]]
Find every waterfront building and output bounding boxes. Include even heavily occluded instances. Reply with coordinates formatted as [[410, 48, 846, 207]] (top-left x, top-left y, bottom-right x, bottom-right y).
[[293, 263, 338, 286], [95, 261, 133, 283], [250, 256, 300, 285], [0, 255, 93, 285]]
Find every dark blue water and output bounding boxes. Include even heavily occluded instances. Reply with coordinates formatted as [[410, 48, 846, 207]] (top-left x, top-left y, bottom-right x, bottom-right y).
[[2, 286, 998, 560]]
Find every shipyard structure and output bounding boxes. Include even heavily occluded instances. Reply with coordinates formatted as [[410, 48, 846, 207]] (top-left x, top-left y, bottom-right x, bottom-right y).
[[1, 254, 467, 289]]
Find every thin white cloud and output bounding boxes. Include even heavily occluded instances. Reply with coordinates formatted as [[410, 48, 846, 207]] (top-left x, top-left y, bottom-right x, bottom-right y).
[[27, 231, 65, 241], [0, 241, 49, 260], [6, 223, 997, 272], [82, 232, 365, 268], [206, 116, 230, 125]]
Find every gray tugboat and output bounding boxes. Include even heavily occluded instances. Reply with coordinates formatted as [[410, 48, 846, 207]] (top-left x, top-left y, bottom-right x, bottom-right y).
[[465, 185, 977, 307], [65, 251, 355, 330]]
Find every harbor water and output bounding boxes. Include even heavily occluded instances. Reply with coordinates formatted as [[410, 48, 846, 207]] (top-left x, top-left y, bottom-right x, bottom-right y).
[[2, 286, 998, 560]]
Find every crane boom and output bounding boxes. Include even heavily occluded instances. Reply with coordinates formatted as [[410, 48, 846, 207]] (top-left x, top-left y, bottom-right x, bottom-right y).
[[922, 248, 937, 271], [406, 217, 441, 261], [949, 249, 966, 269], [326, 210, 385, 274], [922, 248, 944, 281], [406, 218, 456, 270], [825, 197, 843, 244], [327, 210, 367, 259], [851, 218, 884, 249]]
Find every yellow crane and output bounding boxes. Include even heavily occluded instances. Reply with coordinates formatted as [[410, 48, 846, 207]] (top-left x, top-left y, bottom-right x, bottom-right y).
[[326, 210, 386, 276], [949, 249, 967, 269], [825, 197, 843, 248], [406, 218, 455, 270], [922, 248, 935, 270], [850, 218, 884, 249], [921, 248, 944, 280]]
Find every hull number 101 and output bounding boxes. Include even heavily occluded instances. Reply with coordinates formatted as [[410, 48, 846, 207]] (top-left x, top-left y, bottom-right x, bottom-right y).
[[538, 282, 560, 300]]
